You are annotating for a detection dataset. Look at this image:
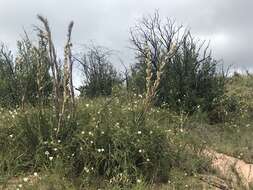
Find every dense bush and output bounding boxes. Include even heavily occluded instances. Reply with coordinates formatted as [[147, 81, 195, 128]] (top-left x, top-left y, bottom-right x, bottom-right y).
[[77, 45, 121, 98], [0, 35, 52, 108], [0, 45, 20, 107], [130, 13, 225, 113], [208, 95, 240, 124], [0, 98, 173, 185]]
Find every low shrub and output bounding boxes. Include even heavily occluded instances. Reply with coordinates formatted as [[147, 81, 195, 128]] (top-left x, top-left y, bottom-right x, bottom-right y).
[[208, 95, 240, 124], [0, 99, 172, 185]]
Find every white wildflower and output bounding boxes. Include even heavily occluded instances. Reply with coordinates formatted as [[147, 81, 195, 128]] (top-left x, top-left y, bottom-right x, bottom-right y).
[[49, 156, 53, 161], [84, 167, 89, 173], [88, 131, 93, 136], [23, 177, 28, 182]]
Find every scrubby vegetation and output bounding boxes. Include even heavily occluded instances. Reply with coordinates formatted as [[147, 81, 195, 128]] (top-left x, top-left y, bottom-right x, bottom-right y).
[[0, 12, 253, 190]]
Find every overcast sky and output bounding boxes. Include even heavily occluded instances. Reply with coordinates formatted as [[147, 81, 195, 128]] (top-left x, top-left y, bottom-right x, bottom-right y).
[[0, 0, 252, 82]]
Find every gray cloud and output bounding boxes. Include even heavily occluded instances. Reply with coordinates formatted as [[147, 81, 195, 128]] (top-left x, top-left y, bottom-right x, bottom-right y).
[[0, 0, 252, 74]]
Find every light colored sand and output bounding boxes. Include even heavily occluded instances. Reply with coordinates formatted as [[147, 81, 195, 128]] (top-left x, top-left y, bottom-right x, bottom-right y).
[[203, 149, 253, 189]]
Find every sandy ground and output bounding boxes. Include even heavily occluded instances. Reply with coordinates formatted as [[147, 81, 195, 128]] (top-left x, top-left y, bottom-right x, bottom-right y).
[[203, 149, 253, 189]]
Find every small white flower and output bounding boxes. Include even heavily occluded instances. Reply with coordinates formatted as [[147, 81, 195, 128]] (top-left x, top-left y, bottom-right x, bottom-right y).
[[84, 167, 89, 173], [137, 179, 141, 183], [138, 149, 143, 153], [71, 153, 75, 157], [115, 122, 120, 128], [101, 131, 105, 135], [80, 147, 83, 151], [85, 104, 89, 107], [45, 151, 50, 156], [180, 128, 184, 133], [53, 148, 58, 151], [97, 149, 101, 153], [9, 134, 14, 138], [150, 131, 153, 134], [34, 172, 38, 177], [101, 148, 105, 152], [18, 184, 23, 188], [57, 140, 61, 143], [146, 158, 150, 162], [81, 131, 85, 135], [88, 131, 93, 136], [53, 128, 57, 131], [137, 131, 142, 135], [90, 141, 94, 144], [23, 177, 29, 182], [49, 156, 53, 161], [67, 115, 71, 119]]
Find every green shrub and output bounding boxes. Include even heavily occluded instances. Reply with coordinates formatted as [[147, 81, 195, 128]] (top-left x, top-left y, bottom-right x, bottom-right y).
[[208, 95, 240, 124], [129, 12, 225, 113], [68, 99, 172, 184], [77, 45, 121, 98], [0, 99, 172, 185]]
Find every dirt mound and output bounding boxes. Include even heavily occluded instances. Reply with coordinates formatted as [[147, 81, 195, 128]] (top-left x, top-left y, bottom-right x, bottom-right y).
[[203, 149, 253, 189]]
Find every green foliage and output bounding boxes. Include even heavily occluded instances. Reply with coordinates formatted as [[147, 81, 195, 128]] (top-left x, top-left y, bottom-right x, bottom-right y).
[[157, 35, 225, 113], [130, 13, 226, 113], [0, 35, 52, 108], [0, 98, 174, 185], [208, 95, 240, 124], [0, 45, 19, 107], [77, 45, 121, 98]]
